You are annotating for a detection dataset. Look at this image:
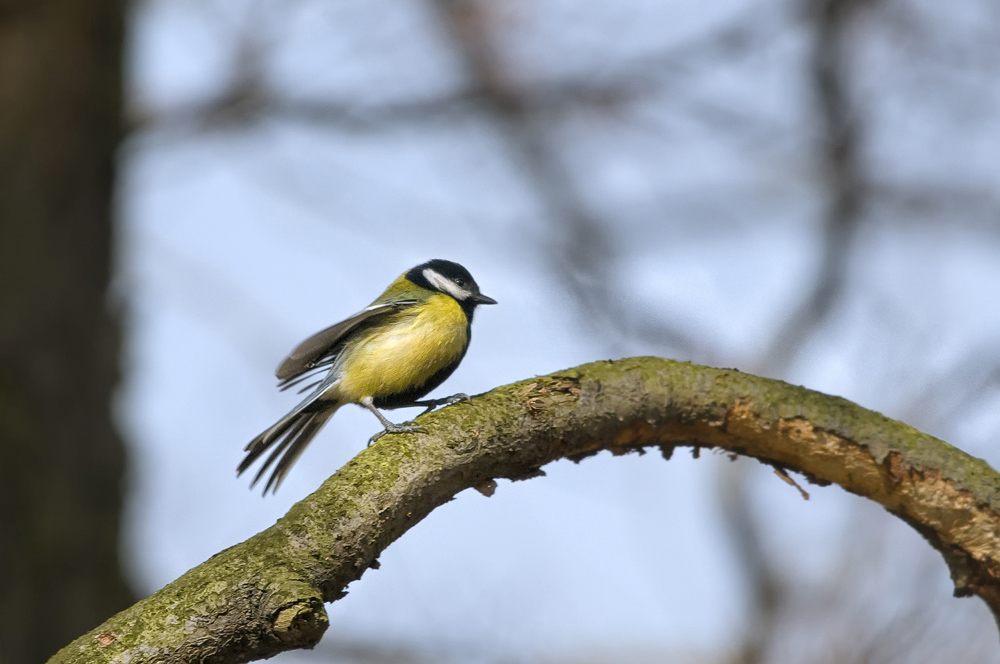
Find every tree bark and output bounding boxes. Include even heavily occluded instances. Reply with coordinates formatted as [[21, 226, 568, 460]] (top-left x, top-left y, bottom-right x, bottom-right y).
[[48, 358, 1000, 664], [0, 1, 134, 661]]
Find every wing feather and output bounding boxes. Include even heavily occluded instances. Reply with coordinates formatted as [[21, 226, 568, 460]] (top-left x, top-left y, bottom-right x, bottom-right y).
[[274, 300, 419, 382]]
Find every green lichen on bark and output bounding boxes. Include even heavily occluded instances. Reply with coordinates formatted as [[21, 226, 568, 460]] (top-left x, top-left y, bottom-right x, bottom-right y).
[[49, 357, 1000, 664]]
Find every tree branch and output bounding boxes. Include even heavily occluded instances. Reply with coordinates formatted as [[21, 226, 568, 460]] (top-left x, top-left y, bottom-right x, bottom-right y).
[[49, 357, 1000, 664]]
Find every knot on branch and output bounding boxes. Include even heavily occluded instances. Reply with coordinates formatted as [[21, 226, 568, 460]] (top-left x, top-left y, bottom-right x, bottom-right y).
[[272, 598, 328, 646]]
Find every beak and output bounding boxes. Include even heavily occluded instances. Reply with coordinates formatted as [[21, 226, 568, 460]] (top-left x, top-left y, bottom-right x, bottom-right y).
[[473, 293, 497, 305]]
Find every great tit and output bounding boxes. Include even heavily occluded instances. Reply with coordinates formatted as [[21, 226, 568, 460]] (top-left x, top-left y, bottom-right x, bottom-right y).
[[238, 259, 496, 494]]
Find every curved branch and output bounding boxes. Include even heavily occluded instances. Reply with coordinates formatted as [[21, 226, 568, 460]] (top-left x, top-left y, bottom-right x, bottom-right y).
[[50, 358, 1000, 663]]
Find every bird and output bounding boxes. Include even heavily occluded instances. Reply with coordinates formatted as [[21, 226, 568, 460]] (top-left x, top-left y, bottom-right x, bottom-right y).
[[238, 259, 496, 494]]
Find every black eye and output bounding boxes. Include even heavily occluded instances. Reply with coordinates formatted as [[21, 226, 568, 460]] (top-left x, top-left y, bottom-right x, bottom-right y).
[[454, 278, 466, 287]]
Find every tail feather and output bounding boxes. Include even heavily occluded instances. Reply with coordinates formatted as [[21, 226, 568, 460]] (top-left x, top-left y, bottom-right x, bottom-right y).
[[238, 416, 299, 476], [263, 411, 332, 494], [239, 392, 339, 494], [250, 412, 314, 488]]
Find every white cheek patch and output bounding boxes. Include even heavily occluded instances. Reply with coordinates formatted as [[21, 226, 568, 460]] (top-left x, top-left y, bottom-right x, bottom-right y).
[[423, 268, 472, 300]]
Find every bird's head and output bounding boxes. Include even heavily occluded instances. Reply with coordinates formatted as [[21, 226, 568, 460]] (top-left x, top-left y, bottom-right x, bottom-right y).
[[407, 259, 497, 309]]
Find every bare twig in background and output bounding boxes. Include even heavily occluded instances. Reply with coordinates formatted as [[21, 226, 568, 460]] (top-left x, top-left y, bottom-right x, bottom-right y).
[[430, 0, 707, 359], [759, 0, 871, 377], [728, 1, 875, 661], [718, 460, 787, 664]]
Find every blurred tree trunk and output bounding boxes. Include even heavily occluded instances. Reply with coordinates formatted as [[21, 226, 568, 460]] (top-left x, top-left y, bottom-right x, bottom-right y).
[[0, 1, 135, 662]]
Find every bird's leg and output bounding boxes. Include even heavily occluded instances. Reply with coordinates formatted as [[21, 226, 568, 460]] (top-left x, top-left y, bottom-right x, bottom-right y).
[[411, 393, 470, 415], [362, 397, 424, 446]]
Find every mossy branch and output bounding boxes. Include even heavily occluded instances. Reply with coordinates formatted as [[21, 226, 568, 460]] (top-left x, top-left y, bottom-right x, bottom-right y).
[[49, 358, 1000, 663]]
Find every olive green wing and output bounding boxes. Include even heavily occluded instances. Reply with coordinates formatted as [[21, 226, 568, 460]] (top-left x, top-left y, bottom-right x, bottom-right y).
[[275, 300, 419, 386]]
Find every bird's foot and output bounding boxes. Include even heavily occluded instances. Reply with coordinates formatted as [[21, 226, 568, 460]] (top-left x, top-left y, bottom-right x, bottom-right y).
[[414, 393, 470, 415], [368, 422, 424, 446]]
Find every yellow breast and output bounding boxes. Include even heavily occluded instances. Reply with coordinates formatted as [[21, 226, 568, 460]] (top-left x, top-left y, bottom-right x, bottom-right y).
[[335, 294, 469, 402]]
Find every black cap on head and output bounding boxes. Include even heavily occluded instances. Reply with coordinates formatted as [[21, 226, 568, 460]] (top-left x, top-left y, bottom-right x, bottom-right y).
[[410, 259, 475, 287]]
